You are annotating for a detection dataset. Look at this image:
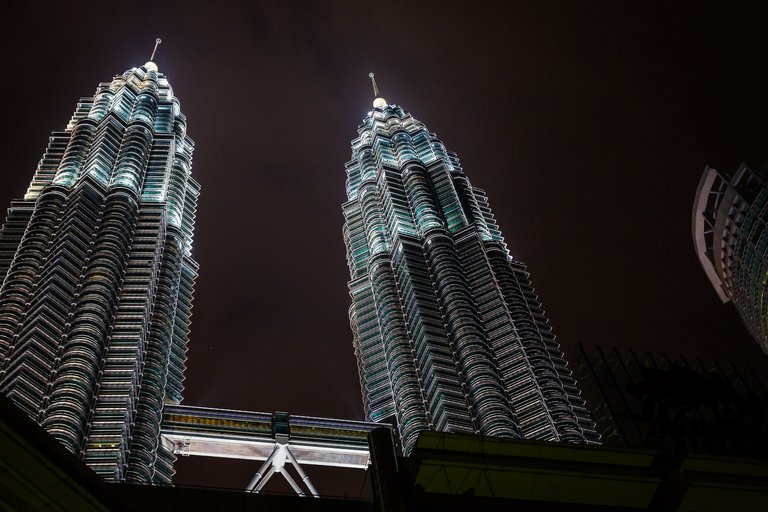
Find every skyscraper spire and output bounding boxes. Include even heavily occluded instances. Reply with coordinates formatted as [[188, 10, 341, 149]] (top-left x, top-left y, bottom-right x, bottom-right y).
[[342, 98, 599, 454], [146, 37, 162, 72], [150, 37, 162, 61], [368, 72, 387, 108]]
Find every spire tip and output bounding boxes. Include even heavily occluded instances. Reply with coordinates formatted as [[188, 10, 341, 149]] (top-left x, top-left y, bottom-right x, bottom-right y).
[[146, 38, 162, 72], [150, 38, 162, 61], [369, 72, 387, 108]]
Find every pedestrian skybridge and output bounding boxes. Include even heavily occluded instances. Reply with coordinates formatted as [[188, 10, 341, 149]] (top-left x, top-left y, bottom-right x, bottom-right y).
[[160, 405, 385, 497]]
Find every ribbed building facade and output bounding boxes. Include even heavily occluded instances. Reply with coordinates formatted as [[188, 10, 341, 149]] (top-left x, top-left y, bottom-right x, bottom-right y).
[[693, 163, 768, 355], [0, 62, 199, 483], [343, 98, 598, 454]]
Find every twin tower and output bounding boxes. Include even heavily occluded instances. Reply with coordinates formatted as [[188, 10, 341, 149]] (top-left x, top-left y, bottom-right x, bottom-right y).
[[0, 61, 597, 482]]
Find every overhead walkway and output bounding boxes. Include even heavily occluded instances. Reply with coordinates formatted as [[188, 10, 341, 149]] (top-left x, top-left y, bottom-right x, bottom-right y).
[[160, 405, 385, 497]]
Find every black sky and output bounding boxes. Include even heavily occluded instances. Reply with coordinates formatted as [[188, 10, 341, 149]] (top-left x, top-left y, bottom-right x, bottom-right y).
[[2, 0, 767, 495]]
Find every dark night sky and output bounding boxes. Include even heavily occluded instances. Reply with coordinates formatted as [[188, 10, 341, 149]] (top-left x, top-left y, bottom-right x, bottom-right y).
[[2, 0, 768, 496]]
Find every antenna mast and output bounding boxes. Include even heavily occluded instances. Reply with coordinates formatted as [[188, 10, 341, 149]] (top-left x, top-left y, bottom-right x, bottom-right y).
[[368, 72, 380, 97], [150, 38, 162, 61]]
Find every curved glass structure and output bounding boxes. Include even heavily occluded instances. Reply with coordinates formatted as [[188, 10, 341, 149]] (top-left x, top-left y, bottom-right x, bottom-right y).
[[0, 63, 199, 483], [343, 100, 598, 454], [693, 163, 768, 355]]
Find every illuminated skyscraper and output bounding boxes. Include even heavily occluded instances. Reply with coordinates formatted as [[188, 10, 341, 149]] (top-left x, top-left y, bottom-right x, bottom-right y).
[[342, 78, 599, 454], [0, 51, 199, 483], [693, 163, 768, 355]]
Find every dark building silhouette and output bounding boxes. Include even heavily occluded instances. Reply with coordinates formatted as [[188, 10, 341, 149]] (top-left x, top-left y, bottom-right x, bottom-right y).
[[4, 391, 768, 511], [572, 345, 768, 459]]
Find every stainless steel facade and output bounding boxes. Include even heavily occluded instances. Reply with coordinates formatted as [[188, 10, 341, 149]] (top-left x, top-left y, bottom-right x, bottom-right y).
[[693, 164, 768, 355], [342, 100, 598, 454], [0, 63, 199, 483]]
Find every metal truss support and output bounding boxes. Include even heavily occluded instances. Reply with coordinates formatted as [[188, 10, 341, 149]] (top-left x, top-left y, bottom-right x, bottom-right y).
[[245, 442, 319, 498]]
